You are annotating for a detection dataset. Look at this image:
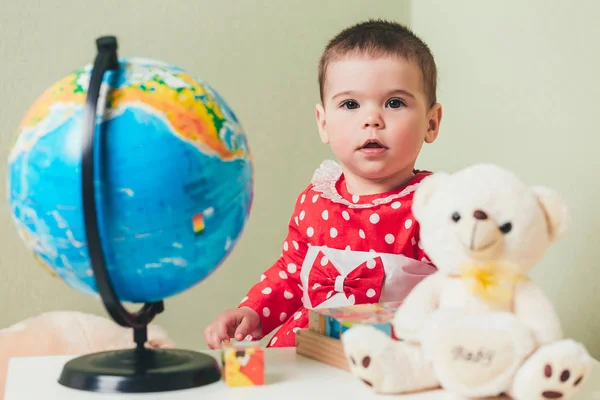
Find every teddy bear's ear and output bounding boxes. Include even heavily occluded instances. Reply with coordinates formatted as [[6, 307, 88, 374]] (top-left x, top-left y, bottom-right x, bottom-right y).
[[413, 172, 449, 222], [531, 186, 569, 242]]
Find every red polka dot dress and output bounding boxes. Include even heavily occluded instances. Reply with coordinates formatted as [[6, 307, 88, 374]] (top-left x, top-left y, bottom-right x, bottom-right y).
[[238, 160, 437, 347]]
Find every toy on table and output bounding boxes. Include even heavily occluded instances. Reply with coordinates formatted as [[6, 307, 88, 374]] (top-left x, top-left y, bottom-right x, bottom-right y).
[[308, 301, 402, 339], [341, 163, 593, 399], [297, 301, 403, 371], [222, 342, 264, 387], [0, 311, 173, 400]]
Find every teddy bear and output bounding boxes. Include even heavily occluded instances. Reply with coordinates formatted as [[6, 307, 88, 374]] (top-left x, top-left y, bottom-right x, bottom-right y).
[[341, 163, 593, 399], [0, 310, 174, 399]]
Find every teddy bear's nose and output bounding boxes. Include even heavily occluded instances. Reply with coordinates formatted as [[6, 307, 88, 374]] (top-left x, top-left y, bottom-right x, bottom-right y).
[[473, 210, 488, 220]]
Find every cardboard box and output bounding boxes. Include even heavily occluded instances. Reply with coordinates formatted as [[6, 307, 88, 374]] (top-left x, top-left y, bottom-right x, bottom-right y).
[[222, 342, 265, 386]]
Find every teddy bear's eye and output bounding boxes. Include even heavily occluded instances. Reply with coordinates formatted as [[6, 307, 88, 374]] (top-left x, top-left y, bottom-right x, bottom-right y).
[[499, 222, 512, 234], [451, 212, 461, 222]]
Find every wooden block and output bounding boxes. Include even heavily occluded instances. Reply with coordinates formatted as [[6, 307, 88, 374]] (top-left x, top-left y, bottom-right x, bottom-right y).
[[297, 345, 350, 371], [296, 329, 350, 371], [222, 342, 265, 387]]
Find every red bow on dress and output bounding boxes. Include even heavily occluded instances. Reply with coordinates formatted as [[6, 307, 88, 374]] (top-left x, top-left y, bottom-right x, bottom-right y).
[[307, 251, 385, 307]]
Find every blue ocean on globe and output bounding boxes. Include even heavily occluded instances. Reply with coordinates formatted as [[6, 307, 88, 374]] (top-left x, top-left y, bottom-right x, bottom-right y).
[[8, 57, 253, 303]]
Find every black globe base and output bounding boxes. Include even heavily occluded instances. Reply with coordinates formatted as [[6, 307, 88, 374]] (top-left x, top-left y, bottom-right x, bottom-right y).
[[58, 348, 221, 393]]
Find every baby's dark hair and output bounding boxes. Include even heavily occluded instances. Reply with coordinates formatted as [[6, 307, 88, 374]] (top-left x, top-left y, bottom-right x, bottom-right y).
[[318, 19, 438, 107]]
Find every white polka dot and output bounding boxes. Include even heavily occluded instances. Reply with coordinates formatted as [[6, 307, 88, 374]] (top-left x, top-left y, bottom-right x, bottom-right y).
[[385, 234, 395, 244], [391, 201, 401, 209], [322, 210, 329, 220], [280, 312, 287, 321], [366, 259, 376, 269], [345, 245, 351, 251], [292, 241, 299, 250], [366, 289, 377, 298], [294, 311, 302, 320], [370, 249, 376, 253], [348, 294, 355, 304], [240, 296, 248, 303], [283, 241, 289, 251], [405, 218, 413, 229], [293, 327, 301, 333], [342, 210, 350, 220], [297, 283, 303, 291], [263, 307, 271, 317], [359, 229, 366, 239], [261, 274, 266, 281], [330, 227, 338, 238], [270, 336, 278, 345], [307, 227, 314, 237], [312, 194, 319, 203], [299, 210, 305, 221], [320, 256, 329, 266], [261, 287, 272, 294], [287, 263, 297, 273], [312, 283, 321, 289], [279, 271, 288, 279], [244, 335, 253, 341], [370, 213, 380, 224], [300, 194, 306, 204], [326, 291, 334, 299], [352, 194, 360, 203], [294, 216, 299, 226], [411, 237, 417, 246], [284, 290, 294, 299]]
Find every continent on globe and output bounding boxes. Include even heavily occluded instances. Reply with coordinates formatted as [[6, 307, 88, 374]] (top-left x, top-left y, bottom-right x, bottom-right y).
[[8, 57, 253, 303]]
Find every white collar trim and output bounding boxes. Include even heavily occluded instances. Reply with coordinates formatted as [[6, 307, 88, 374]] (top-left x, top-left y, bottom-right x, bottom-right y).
[[310, 160, 421, 209]]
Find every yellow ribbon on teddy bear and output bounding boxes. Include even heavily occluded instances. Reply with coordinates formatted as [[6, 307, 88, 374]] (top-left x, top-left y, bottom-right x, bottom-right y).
[[459, 261, 527, 307]]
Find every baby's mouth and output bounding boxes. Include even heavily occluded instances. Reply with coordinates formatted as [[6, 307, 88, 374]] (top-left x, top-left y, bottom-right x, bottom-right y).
[[358, 140, 388, 150]]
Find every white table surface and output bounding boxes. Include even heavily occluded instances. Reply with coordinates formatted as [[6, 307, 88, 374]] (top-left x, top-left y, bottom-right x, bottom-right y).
[[4, 348, 600, 399]]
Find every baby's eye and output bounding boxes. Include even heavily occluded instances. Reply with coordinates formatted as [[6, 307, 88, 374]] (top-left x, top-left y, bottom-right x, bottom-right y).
[[341, 100, 359, 110], [386, 98, 406, 108]]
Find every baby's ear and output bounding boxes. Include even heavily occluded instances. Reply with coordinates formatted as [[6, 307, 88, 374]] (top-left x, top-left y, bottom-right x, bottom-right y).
[[412, 172, 448, 222], [531, 186, 569, 242]]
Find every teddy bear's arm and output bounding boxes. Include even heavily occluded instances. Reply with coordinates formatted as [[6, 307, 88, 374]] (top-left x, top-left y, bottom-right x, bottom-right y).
[[513, 280, 563, 345], [391, 272, 446, 343]]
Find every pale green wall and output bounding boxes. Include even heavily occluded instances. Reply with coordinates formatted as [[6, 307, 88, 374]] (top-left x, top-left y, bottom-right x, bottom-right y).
[[2, 0, 598, 359], [412, 0, 600, 357], [0, 1, 410, 350]]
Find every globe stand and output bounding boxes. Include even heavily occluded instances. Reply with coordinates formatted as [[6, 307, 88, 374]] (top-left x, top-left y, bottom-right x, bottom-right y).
[[57, 36, 222, 393]]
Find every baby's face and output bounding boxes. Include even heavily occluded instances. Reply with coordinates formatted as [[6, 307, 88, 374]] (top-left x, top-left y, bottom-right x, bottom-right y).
[[316, 56, 439, 184]]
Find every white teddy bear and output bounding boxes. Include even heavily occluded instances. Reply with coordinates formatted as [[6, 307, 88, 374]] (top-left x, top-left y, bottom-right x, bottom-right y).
[[341, 164, 593, 399]]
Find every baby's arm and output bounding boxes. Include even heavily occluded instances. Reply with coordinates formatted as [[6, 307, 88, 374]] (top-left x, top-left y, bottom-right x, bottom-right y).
[[513, 280, 563, 345], [238, 188, 310, 339]]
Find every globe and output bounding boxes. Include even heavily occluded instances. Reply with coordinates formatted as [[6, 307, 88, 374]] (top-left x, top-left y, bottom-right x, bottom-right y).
[[7, 56, 253, 304]]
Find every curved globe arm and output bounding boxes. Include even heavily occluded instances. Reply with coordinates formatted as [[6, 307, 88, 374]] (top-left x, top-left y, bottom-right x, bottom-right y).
[[81, 36, 163, 338]]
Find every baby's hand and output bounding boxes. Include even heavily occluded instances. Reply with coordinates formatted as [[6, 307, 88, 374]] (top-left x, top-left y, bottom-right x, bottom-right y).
[[204, 306, 261, 350]]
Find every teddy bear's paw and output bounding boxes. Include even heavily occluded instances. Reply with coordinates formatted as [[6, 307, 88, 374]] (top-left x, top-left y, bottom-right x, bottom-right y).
[[341, 326, 394, 392], [342, 326, 438, 393], [509, 339, 593, 400], [422, 311, 536, 397]]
